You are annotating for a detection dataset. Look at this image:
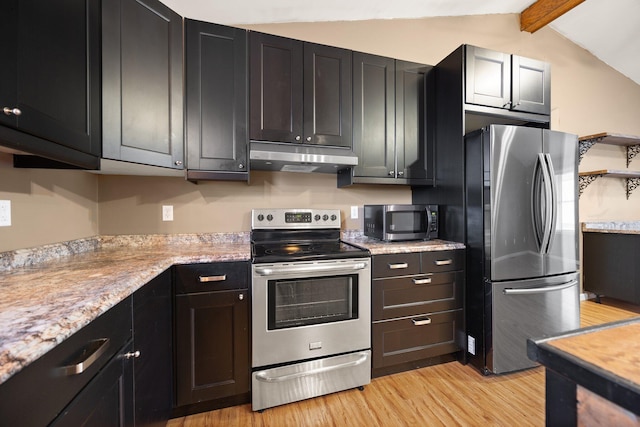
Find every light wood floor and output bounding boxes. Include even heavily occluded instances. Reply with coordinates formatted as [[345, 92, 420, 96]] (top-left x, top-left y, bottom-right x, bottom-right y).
[[168, 298, 640, 427]]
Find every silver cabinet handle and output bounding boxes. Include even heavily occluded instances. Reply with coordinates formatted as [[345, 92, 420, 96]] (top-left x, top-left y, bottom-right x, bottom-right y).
[[239, 293, 244, 301], [502, 101, 512, 108], [238, 163, 244, 169], [434, 259, 453, 266], [388, 171, 395, 176], [123, 351, 140, 359], [3, 107, 22, 116], [295, 135, 301, 141], [306, 136, 312, 142], [412, 277, 432, 285], [175, 160, 183, 166], [199, 274, 227, 283], [388, 262, 408, 270], [59, 338, 110, 376], [412, 317, 432, 326], [398, 171, 404, 176]]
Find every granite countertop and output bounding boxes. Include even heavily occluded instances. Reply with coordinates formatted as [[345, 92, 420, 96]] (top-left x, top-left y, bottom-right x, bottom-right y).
[[582, 221, 640, 235], [0, 232, 463, 385]]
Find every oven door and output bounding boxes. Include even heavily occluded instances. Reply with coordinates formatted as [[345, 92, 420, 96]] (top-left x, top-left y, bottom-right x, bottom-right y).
[[251, 258, 371, 368]]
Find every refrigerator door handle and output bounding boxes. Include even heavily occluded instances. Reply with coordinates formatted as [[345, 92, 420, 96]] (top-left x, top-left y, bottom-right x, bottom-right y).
[[532, 153, 555, 254], [503, 280, 577, 295], [543, 153, 558, 254]]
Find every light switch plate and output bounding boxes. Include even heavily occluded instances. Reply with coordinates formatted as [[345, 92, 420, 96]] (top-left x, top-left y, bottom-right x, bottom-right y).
[[162, 205, 173, 221], [0, 200, 11, 227], [350, 206, 358, 219]]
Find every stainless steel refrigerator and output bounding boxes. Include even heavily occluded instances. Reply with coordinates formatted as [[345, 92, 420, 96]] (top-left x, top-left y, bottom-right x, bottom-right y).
[[465, 124, 580, 375]]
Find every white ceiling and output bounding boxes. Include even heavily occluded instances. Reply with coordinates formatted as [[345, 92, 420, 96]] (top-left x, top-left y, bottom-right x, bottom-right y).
[[161, 0, 640, 85]]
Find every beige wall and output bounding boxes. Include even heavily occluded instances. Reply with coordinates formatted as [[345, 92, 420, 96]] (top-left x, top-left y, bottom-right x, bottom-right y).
[[0, 153, 99, 252], [97, 171, 410, 235], [1, 13, 639, 252]]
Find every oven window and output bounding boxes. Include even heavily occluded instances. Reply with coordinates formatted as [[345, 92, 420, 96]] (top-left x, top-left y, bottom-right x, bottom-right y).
[[387, 211, 425, 233], [267, 274, 359, 330]]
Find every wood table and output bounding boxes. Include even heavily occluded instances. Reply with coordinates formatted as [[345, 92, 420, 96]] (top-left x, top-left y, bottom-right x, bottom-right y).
[[528, 317, 640, 426]]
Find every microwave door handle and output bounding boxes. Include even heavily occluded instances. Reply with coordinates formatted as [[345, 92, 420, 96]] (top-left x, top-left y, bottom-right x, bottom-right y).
[[425, 207, 432, 232]]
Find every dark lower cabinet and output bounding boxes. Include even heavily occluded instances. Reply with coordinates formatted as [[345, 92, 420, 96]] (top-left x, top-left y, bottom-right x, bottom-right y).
[[133, 269, 173, 426], [184, 19, 248, 181], [0, 0, 101, 168], [51, 341, 135, 427], [371, 250, 464, 377], [102, 0, 184, 169], [0, 271, 172, 427], [173, 262, 250, 417]]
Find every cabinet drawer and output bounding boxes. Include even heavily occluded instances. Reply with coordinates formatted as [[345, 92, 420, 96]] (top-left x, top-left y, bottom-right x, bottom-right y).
[[421, 249, 464, 273], [372, 253, 421, 278], [174, 261, 249, 294], [0, 297, 132, 427], [372, 309, 462, 369], [372, 271, 463, 321]]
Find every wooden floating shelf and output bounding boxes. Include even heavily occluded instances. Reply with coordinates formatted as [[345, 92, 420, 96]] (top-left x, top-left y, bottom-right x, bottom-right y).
[[579, 169, 640, 199], [579, 132, 640, 166]]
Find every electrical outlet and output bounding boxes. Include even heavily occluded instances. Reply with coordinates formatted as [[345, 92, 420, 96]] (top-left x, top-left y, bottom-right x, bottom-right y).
[[0, 200, 11, 227], [350, 206, 358, 219], [162, 205, 173, 221]]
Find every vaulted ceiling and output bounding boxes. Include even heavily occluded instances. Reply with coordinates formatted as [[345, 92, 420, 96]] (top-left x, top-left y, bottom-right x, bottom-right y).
[[161, 0, 640, 85]]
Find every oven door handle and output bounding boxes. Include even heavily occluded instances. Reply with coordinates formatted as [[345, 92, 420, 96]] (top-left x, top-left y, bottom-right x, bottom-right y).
[[254, 262, 368, 276], [254, 352, 369, 383]]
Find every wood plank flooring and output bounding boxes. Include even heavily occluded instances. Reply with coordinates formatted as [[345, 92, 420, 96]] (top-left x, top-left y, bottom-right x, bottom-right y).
[[167, 298, 640, 427]]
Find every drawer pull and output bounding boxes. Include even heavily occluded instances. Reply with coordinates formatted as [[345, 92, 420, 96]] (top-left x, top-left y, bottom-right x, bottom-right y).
[[412, 277, 432, 285], [388, 263, 409, 270], [434, 259, 453, 266], [59, 338, 110, 376], [412, 317, 432, 326], [199, 274, 227, 283]]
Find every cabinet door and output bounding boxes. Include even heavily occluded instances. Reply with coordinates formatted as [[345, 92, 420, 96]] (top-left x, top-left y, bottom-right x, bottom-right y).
[[52, 342, 134, 427], [249, 33, 303, 143], [465, 46, 511, 110], [352, 53, 395, 178], [512, 55, 551, 115], [185, 20, 248, 178], [0, 0, 100, 156], [133, 270, 172, 427], [175, 289, 250, 406], [102, 0, 184, 169], [396, 61, 431, 180], [303, 43, 352, 148]]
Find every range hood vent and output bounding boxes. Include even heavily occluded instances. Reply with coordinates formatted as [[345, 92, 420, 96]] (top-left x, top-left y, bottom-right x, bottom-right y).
[[249, 141, 358, 174]]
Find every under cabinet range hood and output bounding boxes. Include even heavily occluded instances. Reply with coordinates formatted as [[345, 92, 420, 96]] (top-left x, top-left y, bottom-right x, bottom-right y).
[[249, 141, 358, 173]]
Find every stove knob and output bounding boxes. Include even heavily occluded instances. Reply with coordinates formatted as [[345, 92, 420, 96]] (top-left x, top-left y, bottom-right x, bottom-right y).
[[257, 214, 264, 221], [267, 214, 273, 221], [314, 214, 321, 221], [322, 214, 329, 221], [331, 214, 337, 221]]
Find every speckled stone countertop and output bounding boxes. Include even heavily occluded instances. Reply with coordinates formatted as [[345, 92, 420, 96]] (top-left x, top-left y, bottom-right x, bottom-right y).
[[342, 231, 465, 254], [0, 231, 463, 385], [0, 233, 250, 385], [582, 221, 640, 235]]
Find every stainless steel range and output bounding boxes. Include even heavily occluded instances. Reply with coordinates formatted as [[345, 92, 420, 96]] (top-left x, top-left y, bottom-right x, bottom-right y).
[[250, 208, 372, 411]]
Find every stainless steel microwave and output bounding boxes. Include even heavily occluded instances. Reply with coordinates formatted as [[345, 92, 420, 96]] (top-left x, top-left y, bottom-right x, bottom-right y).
[[363, 204, 439, 241]]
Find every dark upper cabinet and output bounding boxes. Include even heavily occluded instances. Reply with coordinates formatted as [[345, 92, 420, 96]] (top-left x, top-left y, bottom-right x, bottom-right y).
[[339, 53, 433, 186], [185, 20, 248, 181], [249, 32, 352, 148], [465, 45, 550, 115], [102, 0, 184, 169], [0, 0, 101, 168]]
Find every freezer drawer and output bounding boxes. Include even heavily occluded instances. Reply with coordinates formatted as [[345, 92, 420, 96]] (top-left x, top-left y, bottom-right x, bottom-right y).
[[490, 273, 580, 374]]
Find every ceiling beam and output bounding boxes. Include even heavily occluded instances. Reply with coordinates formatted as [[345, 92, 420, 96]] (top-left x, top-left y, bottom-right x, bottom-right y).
[[520, 0, 585, 33]]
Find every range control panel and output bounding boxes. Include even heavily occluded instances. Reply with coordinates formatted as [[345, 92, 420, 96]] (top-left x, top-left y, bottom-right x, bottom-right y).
[[251, 208, 341, 230]]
